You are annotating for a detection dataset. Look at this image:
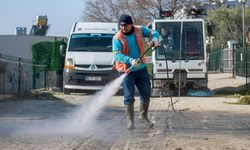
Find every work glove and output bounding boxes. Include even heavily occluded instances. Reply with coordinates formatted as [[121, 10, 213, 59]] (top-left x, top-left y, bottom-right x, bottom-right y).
[[150, 39, 159, 48], [130, 58, 140, 68]]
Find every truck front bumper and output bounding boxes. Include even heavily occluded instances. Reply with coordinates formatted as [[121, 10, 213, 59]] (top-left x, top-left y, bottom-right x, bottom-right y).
[[63, 68, 120, 90]]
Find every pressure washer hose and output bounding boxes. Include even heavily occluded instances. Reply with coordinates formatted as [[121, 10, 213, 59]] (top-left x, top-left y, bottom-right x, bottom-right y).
[[124, 44, 179, 114], [161, 44, 177, 113]]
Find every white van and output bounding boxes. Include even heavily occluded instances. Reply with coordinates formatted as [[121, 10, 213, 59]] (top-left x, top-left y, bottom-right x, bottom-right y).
[[62, 22, 118, 94]]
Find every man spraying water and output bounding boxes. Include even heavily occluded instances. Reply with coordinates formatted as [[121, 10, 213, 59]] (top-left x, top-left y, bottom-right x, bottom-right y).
[[112, 14, 159, 130]]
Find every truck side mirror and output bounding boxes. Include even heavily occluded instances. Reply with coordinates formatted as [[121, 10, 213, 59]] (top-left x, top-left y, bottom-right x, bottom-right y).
[[59, 44, 66, 57]]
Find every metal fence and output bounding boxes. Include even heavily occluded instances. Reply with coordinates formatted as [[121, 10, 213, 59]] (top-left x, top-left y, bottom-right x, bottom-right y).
[[208, 49, 222, 72], [221, 48, 233, 73], [235, 47, 250, 77], [208, 46, 250, 85], [0, 53, 47, 95], [208, 48, 236, 73]]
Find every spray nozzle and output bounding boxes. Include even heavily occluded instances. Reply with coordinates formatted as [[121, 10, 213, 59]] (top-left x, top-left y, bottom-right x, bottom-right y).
[[125, 45, 159, 75]]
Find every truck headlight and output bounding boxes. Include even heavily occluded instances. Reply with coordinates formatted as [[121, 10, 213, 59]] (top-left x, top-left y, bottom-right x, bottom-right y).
[[64, 58, 75, 69]]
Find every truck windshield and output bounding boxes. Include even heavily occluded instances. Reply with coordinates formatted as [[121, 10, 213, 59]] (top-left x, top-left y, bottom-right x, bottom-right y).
[[155, 21, 204, 60], [68, 34, 113, 52]]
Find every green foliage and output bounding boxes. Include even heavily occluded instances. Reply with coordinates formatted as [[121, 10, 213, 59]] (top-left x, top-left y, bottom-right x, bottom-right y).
[[224, 89, 250, 105], [50, 41, 65, 70], [32, 40, 66, 79], [146, 63, 153, 78], [207, 7, 250, 49], [32, 42, 52, 66], [32, 42, 51, 79], [239, 96, 250, 104], [245, 89, 250, 95]]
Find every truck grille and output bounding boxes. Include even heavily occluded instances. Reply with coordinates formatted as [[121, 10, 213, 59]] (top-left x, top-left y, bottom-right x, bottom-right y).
[[75, 64, 113, 69]]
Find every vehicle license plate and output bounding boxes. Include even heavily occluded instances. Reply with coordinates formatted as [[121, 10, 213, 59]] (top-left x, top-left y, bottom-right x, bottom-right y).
[[85, 76, 102, 81]]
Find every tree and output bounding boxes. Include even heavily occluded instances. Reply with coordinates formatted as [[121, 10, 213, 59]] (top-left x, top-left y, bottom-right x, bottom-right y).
[[207, 7, 250, 49], [82, 0, 196, 25]]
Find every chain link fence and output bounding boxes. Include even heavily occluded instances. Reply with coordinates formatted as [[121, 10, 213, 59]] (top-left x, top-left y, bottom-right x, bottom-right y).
[[0, 53, 47, 95]]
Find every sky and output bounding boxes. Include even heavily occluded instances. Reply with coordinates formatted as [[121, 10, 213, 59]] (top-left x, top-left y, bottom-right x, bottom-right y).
[[1, 0, 249, 37], [0, 0, 85, 37]]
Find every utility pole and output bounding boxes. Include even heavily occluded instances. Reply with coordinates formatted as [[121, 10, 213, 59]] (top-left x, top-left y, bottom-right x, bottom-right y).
[[239, 0, 248, 86]]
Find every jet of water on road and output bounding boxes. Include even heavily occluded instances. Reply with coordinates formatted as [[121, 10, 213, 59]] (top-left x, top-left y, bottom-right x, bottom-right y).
[[5, 45, 153, 136], [69, 73, 126, 132], [11, 74, 126, 136]]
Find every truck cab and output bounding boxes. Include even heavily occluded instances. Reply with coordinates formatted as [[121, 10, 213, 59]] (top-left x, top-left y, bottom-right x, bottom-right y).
[[63, 22, 118, 94]]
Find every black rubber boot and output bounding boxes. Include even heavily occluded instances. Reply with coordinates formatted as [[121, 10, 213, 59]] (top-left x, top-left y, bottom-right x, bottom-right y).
[[125, 104, 134, 130], [139, 100, 154, 128]]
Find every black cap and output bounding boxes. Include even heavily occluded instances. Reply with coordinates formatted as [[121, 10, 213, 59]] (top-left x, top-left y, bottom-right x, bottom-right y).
[[119, 14, 133, 25]]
